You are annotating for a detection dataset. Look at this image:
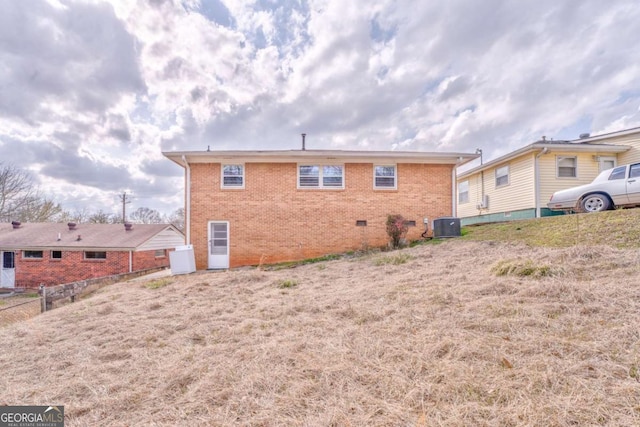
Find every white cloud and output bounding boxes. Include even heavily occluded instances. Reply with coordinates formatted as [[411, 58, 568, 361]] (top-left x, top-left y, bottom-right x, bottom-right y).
[[1, 0, 639, 215]]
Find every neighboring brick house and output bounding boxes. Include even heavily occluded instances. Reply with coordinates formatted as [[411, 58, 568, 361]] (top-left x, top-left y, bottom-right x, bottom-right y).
[[163, 149, 478, 269], [0, 222, 185, 288]]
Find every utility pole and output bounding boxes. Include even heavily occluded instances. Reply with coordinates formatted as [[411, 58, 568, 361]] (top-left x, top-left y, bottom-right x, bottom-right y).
[[119, 192, 131, 223]]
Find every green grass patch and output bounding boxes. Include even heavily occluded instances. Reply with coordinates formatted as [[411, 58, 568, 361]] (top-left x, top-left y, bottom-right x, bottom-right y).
[[372, 253, 414, 266], [276, 279, 298, 289], [461, 209, 640, 249], [266, 253, 343, 270], [145, 278, 174, 289], [491, 259, 563, 278]]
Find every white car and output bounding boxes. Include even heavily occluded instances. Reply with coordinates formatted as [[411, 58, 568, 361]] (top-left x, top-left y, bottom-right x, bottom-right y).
[[548, 163, 640, 212]]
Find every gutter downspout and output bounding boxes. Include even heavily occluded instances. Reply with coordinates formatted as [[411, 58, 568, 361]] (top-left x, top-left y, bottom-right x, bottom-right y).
[[452, 157, 464, 216], [534, 148, 549, 218], [181, 155, 191, 245], [129, 250, 133, 273]]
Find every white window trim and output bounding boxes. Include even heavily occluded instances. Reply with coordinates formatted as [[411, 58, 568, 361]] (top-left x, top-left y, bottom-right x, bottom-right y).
[[495, 165, 510, 188], [221, 164, 245, 189], [297, 164, 345, 189], [23, 250, 43, 259], [373, 165, 397, 190], [458, 180, 469, 204], [556, 156, 578, 179], [598, 156, 617, 172]]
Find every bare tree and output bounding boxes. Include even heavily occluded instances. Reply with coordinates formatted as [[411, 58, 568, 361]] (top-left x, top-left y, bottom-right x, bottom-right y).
[[17, 196, 63, 222], [0, 163, 35, 221], [0, 163, 63, 222], [129, 207, 162, 224], [57, 208, 91, 224], [88, 210, 119, 224], [165, 207, 184, 231]]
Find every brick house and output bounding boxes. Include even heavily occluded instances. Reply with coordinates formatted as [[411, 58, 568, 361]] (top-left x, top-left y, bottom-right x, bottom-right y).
[[163, 149, 478, 269], [0, 222, 185, 288]]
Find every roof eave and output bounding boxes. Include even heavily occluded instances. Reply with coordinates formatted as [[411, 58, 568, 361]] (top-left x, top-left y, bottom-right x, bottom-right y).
[[162, 150, 480, 166], [458, 142, 630, 179]]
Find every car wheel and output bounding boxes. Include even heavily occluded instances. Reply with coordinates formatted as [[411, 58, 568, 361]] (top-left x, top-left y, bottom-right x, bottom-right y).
[[581, 193, 611, 212]]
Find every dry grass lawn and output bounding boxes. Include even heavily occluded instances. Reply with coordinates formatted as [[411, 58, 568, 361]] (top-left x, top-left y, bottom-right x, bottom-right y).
[[1, 240, 640, 426]]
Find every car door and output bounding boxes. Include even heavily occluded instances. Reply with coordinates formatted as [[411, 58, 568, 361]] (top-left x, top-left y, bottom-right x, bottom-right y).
[[626, 163, 640, 205], [602, 165, 629, 205]]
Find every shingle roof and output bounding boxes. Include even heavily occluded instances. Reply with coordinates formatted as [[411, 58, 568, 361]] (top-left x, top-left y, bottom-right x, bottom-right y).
[[0, 223, 184, 251]]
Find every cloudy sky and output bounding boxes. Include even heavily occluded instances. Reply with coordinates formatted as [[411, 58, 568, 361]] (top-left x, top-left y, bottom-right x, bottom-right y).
[[2, 0, 640, 216]]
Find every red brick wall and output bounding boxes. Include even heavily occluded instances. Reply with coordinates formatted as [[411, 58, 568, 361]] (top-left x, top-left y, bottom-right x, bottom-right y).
[[14, 249, 171, 288], [189, 162, 454, 269]]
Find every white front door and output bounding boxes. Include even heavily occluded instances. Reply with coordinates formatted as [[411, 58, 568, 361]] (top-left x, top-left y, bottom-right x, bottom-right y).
[[1, 251, 16, 288], [208, 221, 230, 269], [599, 157, 617, 172]]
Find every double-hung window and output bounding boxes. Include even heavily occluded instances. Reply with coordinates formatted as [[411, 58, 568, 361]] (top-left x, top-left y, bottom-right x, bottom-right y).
[[221, 164, 244, 188], [298, 165, 344, 189], [374, 165, 397, 189], [557, 156, 577, 178], [495, 165, 509, 187], [458, 180, 469, 203]]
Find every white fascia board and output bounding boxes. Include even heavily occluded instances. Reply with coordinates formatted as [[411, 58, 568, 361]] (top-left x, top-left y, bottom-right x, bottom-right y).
[[163, 150, 480, 166]]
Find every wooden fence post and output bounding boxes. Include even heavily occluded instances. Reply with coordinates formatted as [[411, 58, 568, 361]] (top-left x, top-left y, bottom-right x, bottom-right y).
[[40, 284, 46, 313]]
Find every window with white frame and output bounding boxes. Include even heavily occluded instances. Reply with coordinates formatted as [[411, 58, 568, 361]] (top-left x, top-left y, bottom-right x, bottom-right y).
[[298, 165, 344, 188], [557, 156, 577, 178], [495, 165, 509, 187], [458, 180, 469, 203], [221, 164, 244, 188], [84, 251, 107, 260], [23, 250, 43, 259], [374, 165, 396, 189]]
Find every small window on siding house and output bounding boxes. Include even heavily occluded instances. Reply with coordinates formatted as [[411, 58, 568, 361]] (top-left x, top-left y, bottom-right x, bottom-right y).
[[221, 164, 244, 188], [84, 251, 107, 260], [374, 165, 397, 189], [557, 156, 577, 178], [495, 165, 509, 187], [298, 165, 344, 189], [458, 180, 469, 203]]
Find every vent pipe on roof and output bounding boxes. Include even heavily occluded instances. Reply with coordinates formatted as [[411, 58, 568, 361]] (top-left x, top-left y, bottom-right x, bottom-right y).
[[301, 133, 306, 150], [124, 222, 133, 231], [76, 234, 81, 241], [68, 222, 77, 231], [11, 221, 21, 229]]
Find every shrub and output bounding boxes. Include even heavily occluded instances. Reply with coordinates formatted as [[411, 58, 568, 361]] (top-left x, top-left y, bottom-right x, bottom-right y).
[[386, 214, 409, 249]]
